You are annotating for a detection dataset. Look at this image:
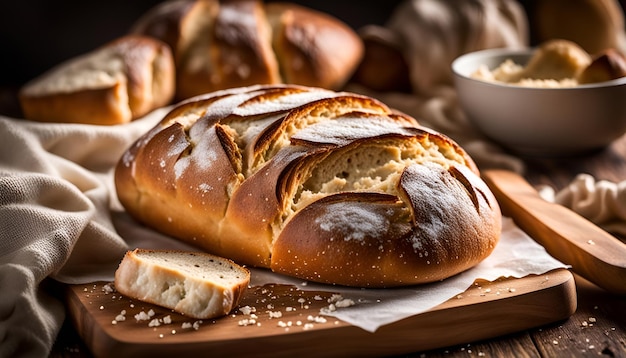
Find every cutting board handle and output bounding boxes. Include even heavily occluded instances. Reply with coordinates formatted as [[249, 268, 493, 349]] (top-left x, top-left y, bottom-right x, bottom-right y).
[[482, 169, 626, 296]]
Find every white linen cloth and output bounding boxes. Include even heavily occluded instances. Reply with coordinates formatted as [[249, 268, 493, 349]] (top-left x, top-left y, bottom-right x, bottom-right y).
[[0, 109, 181, 357], [539, 174, 626, 236]]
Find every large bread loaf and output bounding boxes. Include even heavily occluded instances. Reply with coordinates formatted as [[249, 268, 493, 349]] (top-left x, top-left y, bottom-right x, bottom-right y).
[[115, 85, 501, 287], [131, 0, 364, 100]]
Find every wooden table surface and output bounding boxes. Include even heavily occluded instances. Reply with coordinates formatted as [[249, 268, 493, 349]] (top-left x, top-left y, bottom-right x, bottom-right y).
[[0, 88, 622, 357]]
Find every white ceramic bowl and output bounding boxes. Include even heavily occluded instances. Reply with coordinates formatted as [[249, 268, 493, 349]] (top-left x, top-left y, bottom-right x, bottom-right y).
[[452, 48, 626, 156]]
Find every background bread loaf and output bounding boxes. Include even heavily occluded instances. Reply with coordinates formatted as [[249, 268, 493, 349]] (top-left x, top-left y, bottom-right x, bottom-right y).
[[18, 35, 175, 125], [115, 85, 501, 288], [131, 0, 364, 101], [532, 0, 626, 56], [578, 48, 626, 84]]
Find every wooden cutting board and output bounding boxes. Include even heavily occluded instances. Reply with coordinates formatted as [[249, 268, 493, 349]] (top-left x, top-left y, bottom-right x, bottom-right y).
[[482, 169, 626, 295], [66, 268, 575, 358]]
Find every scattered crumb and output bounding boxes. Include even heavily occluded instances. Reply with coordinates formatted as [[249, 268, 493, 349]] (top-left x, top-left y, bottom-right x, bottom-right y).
[[238, 318, 257, 326], [334, 298, 355, 308], [308, 315, 327, 323], [297, 298, 306, 308], [319, 294, 356, 315], [239, 306, 256, 315], [148, 318, 161, 327], [134, 311, 151, 321], [114, 310, 127, 323], [102, 283, 114, 294]]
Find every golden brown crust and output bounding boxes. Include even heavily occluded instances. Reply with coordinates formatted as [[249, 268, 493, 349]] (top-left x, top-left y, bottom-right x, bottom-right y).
[[19, 35, 175, 125], [533, 0, 626, 55], [578, 48, 626, 84], [271, 192, 414, 286], [115, 85, 501, 287], [351, 25, 412, 93], [521, 39, 592, 81], [131, 0, 363, 100], [19, 83, 130, 125], [130, 0, 199, 59], [265, 2, 364, 90], [159, 0, 282, 99]]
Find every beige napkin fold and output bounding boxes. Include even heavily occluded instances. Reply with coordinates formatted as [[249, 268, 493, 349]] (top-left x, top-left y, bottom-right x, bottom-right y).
[[383, 0, 528, 96], [539, 175, 626, 237]]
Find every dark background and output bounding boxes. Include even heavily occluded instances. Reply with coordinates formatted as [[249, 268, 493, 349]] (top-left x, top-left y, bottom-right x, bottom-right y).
[[0, 0, 404, 87], [1, 0, 625, 87]]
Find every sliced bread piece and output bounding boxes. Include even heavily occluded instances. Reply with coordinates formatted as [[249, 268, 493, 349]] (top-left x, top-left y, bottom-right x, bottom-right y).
[[114, 248, 250, 319]]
